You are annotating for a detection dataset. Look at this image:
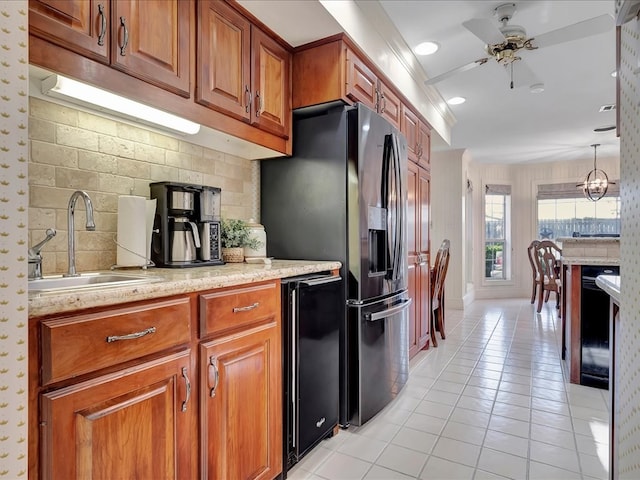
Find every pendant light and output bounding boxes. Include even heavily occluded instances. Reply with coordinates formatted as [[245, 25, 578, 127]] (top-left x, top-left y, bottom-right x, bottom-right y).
[[577, 144, 613, 202]]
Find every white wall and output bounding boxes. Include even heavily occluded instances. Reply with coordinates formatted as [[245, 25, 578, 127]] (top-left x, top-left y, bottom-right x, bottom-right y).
[[617, 14, 640, 478], [431, 149, 472, 308]]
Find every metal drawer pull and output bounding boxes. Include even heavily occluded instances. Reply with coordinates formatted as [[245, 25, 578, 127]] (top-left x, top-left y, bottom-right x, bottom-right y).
[[233, 302, 259, 313], [181, 367, 191, 412], [209, 357, 219, 397], [97, 4, 106, 46], [119, 16, 129, 56], [106, 326, 156, 343]]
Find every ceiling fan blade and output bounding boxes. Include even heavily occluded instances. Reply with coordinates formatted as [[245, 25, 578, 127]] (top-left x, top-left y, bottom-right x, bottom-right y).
[[463, 18, 505, 45], [532, 14, 613, 49], [501, 59, 542, 89], [424, 58, 489, 86]]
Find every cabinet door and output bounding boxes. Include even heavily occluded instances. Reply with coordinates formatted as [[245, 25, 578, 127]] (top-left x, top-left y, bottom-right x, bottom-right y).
[[29, 0, 109, 62], [407, 162, 431, 358], [201, 322, 282, 480], [345, 48, 378, 110], [197, 0, 251, 121], [401, 104, 420, 163], [40, 350, 194, 480], [407, 162, 421, 358], [251, 27, 291, 138], [418, 121, 431, 169], [418, 168, 431, 347], [112, 0, 190, 97], [378, 82, 401, 130]]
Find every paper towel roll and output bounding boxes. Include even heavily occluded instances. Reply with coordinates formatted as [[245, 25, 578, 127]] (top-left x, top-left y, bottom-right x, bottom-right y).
[[116, 195, 156, 267]]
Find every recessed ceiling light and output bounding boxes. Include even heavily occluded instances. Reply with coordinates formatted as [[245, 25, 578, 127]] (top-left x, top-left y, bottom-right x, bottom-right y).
[[611, 70, 617, 77], [529, 83, 545, 94], [414, 41, 439, 56], [447, 96, 466, 105]]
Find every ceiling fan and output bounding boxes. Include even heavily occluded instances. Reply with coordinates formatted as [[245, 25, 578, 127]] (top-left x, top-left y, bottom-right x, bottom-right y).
[[424, 2, 613, 89]]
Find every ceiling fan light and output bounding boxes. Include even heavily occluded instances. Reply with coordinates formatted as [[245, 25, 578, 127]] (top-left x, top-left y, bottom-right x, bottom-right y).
[[447, 96, 466, 105], [529, 83, 545, 93], [415, 41, 439, 55]]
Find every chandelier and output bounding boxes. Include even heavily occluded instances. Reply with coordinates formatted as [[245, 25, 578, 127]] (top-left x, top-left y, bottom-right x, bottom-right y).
[[578, 144, 613, 202]]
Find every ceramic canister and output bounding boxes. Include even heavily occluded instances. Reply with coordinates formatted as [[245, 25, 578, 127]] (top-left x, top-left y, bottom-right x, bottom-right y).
[[244, 219, 267, 258]]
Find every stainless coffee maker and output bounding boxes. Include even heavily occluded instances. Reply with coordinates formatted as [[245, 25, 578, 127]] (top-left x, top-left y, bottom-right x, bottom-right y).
[[150, 181, 223, 267]]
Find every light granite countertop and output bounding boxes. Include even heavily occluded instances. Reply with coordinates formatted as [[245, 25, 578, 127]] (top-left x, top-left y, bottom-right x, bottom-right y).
[[561, 257, 620, 266], [28, 259, 341, 317], [595, 274, 621, 304], [557, 237, 620, 244]]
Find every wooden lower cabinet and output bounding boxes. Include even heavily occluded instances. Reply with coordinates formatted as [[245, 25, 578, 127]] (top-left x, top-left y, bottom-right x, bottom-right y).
[[31, 281, 284, 480], [39, 350, 194, 479], [200, 321, 282, 480]]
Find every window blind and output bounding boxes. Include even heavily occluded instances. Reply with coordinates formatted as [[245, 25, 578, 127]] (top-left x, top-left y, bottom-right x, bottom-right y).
[[485, 184, 511, 195], [537, 181, 620, 200]]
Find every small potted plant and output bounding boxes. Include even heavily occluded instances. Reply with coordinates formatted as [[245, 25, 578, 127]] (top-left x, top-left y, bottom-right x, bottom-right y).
[[220, 218, 262, 263]]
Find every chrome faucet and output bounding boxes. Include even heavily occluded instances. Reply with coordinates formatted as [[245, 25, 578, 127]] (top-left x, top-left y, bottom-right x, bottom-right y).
[[65, 190, 96, 277], [28, 228, 57, 280]]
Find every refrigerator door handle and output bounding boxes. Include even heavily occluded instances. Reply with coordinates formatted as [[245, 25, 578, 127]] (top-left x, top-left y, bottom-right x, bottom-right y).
[[365, 298, 412, 322]]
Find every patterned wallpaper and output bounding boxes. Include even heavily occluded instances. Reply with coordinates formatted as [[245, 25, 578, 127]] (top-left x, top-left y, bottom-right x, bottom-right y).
[[618, 14, 640, 478], [0, 1, 28, 477]]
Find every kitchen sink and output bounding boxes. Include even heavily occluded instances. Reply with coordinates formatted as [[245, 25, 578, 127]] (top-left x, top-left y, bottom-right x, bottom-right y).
[[28, 272, 163, 293]]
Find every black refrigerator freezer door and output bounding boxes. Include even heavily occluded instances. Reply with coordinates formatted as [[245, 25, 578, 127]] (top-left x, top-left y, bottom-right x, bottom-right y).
[[345, 291, 411, 426]]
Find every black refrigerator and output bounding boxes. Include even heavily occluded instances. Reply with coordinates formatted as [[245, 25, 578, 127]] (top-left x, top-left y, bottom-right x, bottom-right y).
[[261, 102, 410, 427]]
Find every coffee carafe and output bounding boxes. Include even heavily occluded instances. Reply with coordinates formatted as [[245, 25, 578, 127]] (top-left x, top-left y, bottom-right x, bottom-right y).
[[170, 217, 201, 262]]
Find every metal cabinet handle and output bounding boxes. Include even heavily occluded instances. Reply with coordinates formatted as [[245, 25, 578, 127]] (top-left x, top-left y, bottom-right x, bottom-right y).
[[380, 92, 386, 113], [119, 16, 129, 56], [106, 326, 156, 343], [245, 85, 252, 113], [255, 90, 262, 117], [97, 4, 106, 46], [208, 357, 219, 397], [181, 367, 191, 412], [233, 302, 259, 313]]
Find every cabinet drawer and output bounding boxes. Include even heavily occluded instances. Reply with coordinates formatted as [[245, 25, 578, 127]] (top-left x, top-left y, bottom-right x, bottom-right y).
[[200, 281, 279, 337], [41, 296, 191, 386]]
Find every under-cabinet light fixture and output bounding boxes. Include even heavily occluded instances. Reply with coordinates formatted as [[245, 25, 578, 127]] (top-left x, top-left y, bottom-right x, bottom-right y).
[[41, 74, 201, 135]]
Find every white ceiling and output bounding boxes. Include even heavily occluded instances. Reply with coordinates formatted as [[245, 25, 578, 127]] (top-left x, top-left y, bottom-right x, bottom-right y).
[[239, 0, 619, 165]]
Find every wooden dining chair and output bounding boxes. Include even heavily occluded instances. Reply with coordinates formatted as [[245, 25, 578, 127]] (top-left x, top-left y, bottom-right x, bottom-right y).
[[430, 239, 450, 347], [535, 240, 562, 313], [527, 240, 541, 304]]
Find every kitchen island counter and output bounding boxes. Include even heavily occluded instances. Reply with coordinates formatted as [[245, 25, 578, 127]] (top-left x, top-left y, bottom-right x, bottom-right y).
[[28, 259, 341, 317]]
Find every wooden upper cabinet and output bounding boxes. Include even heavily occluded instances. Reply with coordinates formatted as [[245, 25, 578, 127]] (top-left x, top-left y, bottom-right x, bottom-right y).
[[197, 0, 251, 122], [29, 0, 110, 62], [251, 27, 290, 138], [345, 48, 378, 111], [378, 81, 401, 130], [197, 1, 290, 138], [112, 0, 190, 97], [402, 103, 431, 167], [401, 104, 420, 162], [29, 0, 190, 97], [418, 120, 431, 169]]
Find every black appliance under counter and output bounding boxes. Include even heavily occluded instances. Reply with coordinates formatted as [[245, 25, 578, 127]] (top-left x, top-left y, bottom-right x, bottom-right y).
[[281, 273, 343, 474]]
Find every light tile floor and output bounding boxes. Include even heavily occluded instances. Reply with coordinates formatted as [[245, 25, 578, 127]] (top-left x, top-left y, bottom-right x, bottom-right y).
[[287, 298, 610, 480]]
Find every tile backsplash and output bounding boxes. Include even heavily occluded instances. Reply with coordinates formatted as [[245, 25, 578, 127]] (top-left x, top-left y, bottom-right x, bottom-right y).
[[28, 97, 256, 275]]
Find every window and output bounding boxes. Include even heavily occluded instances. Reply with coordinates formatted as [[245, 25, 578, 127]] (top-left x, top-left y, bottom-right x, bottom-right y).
[[537, 182, 620, 240], [484, 184, 511, 280]]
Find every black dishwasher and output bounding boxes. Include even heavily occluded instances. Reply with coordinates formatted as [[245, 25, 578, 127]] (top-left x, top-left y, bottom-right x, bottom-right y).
[[581, 265, 619, 389], [281, 273, 343, 474]]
